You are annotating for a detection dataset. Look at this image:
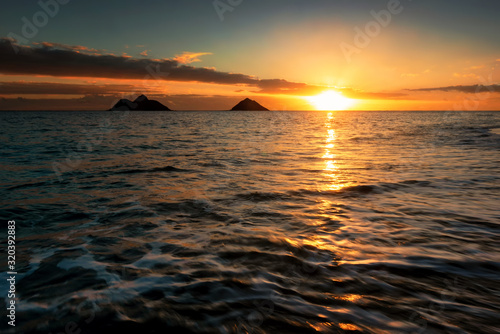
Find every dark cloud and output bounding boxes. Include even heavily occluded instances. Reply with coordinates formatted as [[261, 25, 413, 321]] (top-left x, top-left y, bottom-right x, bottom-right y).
[[0, 80, 409, 102], [256, 81, 409, 99], [32, 42, 103, 54], [410, 84, 500, 94], [0, 38, 372, 97], [339, 88, 408, 100], [0, 81, 139, 95], [0, 38, 415, 100], [0, 38, 257, 85], [256, 79, 322, 95], [0, 95, 118, 110]]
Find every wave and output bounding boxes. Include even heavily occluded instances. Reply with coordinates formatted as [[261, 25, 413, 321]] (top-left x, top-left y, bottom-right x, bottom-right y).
[[115, 166, 187, 174], [7, 180, 50, 191], [233, 180, 434, 203]]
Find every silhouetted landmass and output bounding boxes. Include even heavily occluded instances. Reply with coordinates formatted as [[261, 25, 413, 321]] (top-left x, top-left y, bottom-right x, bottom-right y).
[[109, 95, 171, 111], [107, 95, 270, 111], [230, 98, 269, 111]]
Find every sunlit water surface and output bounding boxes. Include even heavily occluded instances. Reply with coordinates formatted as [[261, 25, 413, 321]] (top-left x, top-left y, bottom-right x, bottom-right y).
[[1, 110, 499, 333]]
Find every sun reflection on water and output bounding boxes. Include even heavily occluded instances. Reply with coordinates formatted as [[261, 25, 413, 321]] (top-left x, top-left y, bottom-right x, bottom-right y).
[[322, 112, 345, 191], [339, 323, 362, 331]]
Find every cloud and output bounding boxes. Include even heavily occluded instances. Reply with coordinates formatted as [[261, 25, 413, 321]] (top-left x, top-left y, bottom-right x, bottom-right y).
[[252, 80, 408, 99], [0, 94, 118, 110], [139, 50, 149, 57], [410, 84, 500, 94], [342, 89, 408, 100], [0, 81, 141, 95], [0, 39, 412, 99], [33, 41, 103, 54], [0, 80, 408, 102], [256, 79, 321, 95], [0, 38, 258, 85], [453, 72, 480, 80], [0, 38, 329, 95], [173, 52, 212, 64]]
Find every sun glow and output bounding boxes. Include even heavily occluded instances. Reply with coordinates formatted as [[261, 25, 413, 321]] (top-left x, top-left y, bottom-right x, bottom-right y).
[[307, 90, 354, 111]]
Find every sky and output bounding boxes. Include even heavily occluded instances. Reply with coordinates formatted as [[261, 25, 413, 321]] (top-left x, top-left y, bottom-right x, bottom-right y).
[[0, 0, 499, 110]]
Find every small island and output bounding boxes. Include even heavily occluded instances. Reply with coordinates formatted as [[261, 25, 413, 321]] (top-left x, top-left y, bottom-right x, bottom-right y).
[[109, 95, 171, 111], [230, 98, 269, 111], [107, 95, 269, 111]]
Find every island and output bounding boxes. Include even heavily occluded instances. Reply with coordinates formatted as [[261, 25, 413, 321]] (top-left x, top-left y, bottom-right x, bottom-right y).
[[230, 98, 269, 111], [109, 95, 171, 111]]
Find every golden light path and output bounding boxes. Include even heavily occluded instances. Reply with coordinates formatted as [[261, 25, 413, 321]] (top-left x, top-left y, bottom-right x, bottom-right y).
[[307, 90, 354, 111], [322, 112, 346, 191]]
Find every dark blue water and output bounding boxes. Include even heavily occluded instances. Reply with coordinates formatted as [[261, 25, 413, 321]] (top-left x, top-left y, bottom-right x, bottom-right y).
[[1, 110, 500, 333]]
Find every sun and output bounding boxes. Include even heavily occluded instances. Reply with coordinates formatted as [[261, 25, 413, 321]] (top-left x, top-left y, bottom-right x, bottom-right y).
[[307, 90, 354, 111]]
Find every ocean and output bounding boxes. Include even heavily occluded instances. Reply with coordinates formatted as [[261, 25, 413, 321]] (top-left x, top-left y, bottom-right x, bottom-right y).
[[1, 110, 499, 333]]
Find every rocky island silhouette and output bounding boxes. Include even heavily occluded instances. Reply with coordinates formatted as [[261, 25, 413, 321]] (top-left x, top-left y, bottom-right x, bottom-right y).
[[230, 98, 269, 111], [108, 95, 269, 111], [109, 95, 171, 111]]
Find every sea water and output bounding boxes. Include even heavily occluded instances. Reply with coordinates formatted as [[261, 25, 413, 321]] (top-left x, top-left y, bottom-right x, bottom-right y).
[[1, 110, 499, 333]]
